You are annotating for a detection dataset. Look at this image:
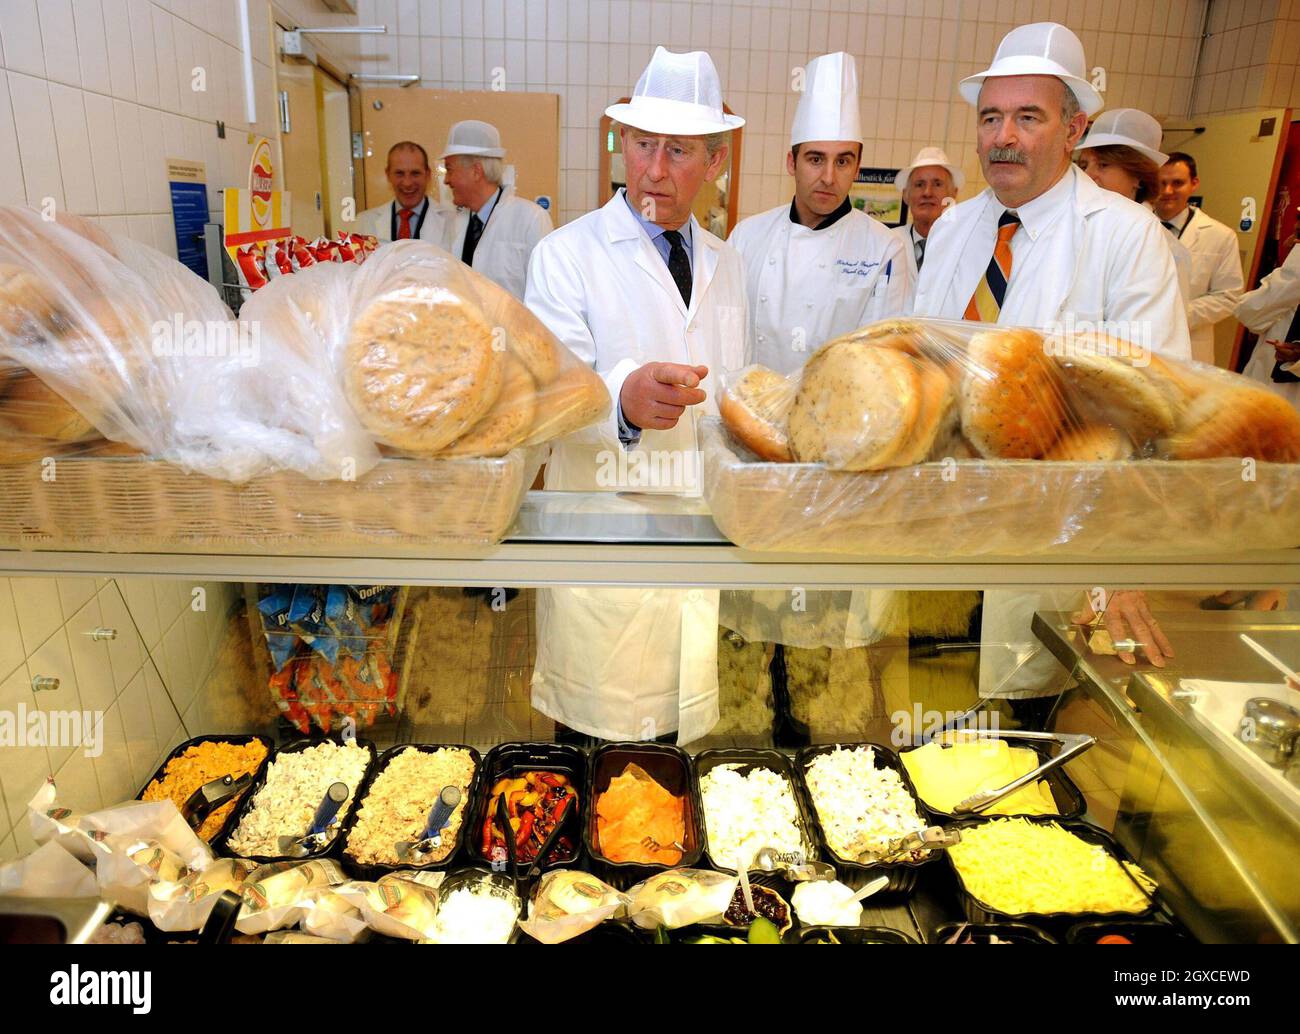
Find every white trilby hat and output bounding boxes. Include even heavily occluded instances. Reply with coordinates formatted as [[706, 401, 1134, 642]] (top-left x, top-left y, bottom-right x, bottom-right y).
[[605, 46, 745, 136], [441, 120, 506, 159], [790, 52, 862, 147], [895, 146, 966, 192], [959, 22, 1103, 116], [1074, 108, 1168, 166]]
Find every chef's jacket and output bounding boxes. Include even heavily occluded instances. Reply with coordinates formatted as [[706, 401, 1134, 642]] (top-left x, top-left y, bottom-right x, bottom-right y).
[[524, 190, 750, 743], [443, 186, 553, 299], [355, 196, 453, 243], [1161, 205, 1245, 365], [915, 165, 1192, 699], [1237, 243, 1300, 409], [728, 199, 911, 374]]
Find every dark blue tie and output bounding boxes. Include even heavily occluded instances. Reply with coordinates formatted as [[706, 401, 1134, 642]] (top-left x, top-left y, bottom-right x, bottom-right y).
[[462, 212, 484, 265], [662, 229, 692, 306]]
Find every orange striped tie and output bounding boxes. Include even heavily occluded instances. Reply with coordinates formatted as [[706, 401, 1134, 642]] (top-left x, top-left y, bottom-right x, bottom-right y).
[[964, 211, 1021, 321]]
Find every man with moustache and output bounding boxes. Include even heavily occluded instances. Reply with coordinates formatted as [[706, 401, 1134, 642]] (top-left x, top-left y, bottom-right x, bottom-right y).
[[913, 22, 1188, 726]]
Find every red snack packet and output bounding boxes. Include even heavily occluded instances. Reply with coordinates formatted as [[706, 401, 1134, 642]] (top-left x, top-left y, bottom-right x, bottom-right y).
[[333, 234, 357, 263], [235, 244, 268, 291], [266, 238, 293, 276], [289, 236, 316, 269]]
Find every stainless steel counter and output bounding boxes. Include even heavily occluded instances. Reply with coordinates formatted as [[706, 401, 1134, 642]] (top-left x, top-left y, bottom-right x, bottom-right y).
[[1033, 609, 1300, 943]]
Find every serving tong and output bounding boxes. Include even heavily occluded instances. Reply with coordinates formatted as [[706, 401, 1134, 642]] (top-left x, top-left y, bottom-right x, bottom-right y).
[[751, 845, 836, 883], [180, 772, 252, 831], [492, 787, 574, 907], [854, 825, 962, 865], [395, 785, 462, 863], [918, 719, 1096, 815], [277, 781, 349, 858]]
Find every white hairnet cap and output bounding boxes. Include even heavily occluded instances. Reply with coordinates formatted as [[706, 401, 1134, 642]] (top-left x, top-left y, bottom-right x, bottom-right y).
[[605, 46, 745, 135], [959, 22, 1103, 116], [1075, 108, 1168, 166], [441, 120, 506, 159], [895, 146, 966, 192]]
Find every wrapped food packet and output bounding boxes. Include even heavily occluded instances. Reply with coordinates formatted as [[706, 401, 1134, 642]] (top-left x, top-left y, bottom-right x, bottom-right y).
[[625, 869, 738, 931], [28, 779, 216, 916], [236, 859, 349, 935], [148, 858, 258, 932], [0, 841, 97, 897], [239, 239, 610, 462], [518, 870, 629, 944], [313, 870, 447, 942]]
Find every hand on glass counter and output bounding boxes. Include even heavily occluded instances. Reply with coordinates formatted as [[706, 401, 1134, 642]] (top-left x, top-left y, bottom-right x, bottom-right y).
[[1071, 589, 1175, 668]]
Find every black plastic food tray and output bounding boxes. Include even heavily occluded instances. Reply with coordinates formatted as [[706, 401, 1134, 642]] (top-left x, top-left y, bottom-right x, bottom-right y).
[[945, 816, 1159, 928], [796, 742, 943, 893], [583, 741, 704, 889], [897, 736, 1087, 821], [1065, 919, 1192, 944], [465, 742, 587, 873], [337, 742, 482, 879], [692, 748, 820, 875], [796, 926, 918, 944], [134, 733, 275, 845], [933, 921, 1058, 944], [212, 735, 377, 865]]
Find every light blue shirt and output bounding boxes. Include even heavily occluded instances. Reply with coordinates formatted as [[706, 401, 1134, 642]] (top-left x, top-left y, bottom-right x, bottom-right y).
[[615, 190, 696, 446], [475, 187, 501, 225], [622, 188, 694, 271]]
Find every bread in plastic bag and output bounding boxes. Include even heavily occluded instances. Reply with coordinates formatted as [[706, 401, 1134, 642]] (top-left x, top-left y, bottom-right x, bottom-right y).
[[148, 858, 259, 932], [711, 316, 1300, 556], [235, 859, 349, 935], [243, 239, 610, 461], [721, 317, 1300, 469]]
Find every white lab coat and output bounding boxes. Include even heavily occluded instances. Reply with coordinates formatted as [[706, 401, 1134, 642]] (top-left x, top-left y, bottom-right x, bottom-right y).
[[443, 187, 553, 300], [355, 197, 454, 243], [1237, 244, 1300, 409], [524, 191, 750, 742], [728, 204, 911, 373], [1177, 206, 1245, 365], [915, 165, 1192, 699]]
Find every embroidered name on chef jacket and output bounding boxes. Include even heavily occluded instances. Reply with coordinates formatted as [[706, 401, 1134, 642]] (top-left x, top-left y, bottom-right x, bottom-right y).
[[834, 258, 883, 278]]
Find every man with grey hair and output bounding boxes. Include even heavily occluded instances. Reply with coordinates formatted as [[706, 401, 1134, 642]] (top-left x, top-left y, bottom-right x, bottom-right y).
[[441, 120, 552, 299], [913, 22, 1188, 726]]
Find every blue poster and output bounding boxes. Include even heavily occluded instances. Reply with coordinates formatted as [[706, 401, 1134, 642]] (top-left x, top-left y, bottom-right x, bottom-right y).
[[167, 158, 209, 279]]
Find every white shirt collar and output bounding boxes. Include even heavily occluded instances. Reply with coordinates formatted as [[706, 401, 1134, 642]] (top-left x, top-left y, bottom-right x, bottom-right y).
[[997, 164, 1076, 242], [1164, 206, 1193, 233]]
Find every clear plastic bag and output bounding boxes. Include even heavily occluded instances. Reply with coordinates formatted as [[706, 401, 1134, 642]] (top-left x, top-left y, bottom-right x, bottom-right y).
[[517, 870, 628, 944], [710, 317, 1300, 557], [1, 208, 608, 482], [239, 238, 610, 461]]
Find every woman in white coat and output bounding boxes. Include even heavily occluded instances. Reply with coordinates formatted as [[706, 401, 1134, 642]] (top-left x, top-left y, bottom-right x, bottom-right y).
[[1238, 241, 1300, 409], [1074, 109, 1195, 317], [524, 48, 749, 745]]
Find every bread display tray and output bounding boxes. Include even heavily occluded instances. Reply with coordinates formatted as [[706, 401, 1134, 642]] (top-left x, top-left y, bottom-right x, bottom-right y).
[[0, 449, 543, 550], [701, 417, 1300, 558]]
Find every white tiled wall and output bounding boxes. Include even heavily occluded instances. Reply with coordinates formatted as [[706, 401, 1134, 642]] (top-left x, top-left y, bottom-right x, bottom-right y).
[[356, 0, 1211, 226], [0, 0, 356, 258], [0, 576, 240, 861]]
